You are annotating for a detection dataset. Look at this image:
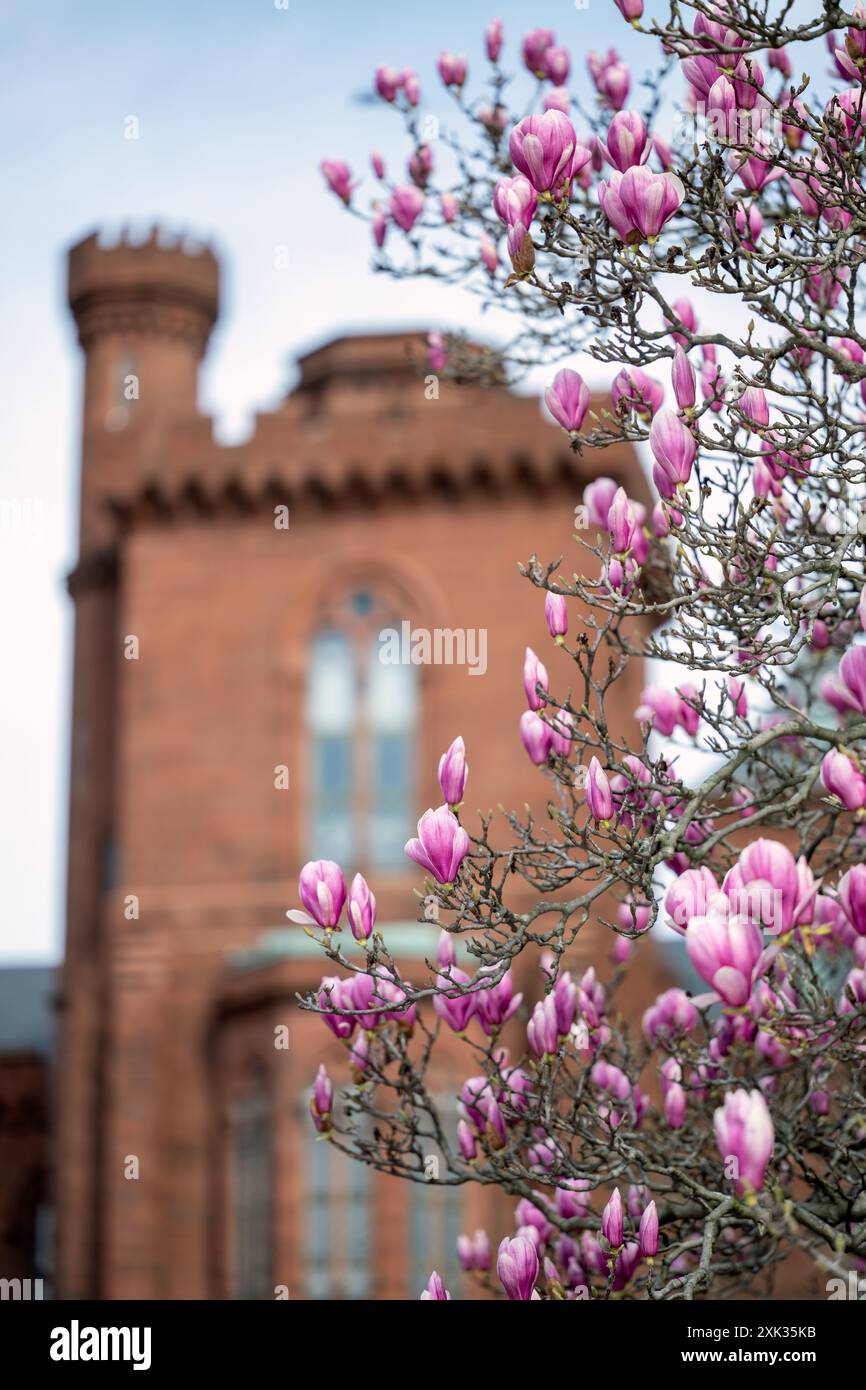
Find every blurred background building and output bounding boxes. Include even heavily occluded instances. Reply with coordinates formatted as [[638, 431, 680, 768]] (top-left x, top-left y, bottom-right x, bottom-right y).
[[0, 225, 661, 1300]]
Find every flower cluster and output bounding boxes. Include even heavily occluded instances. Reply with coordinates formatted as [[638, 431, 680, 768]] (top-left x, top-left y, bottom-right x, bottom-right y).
[[310, 7, 866, 1301]]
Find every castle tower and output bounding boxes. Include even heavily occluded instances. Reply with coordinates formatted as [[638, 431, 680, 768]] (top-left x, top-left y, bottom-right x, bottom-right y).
[[66, 228, 219, 546], [57, 229, 220, 1297]]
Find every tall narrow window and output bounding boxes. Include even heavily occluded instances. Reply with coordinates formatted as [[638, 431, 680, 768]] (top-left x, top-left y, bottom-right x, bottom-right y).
[[304, 1094, 371, 1299], [229, 1088, 273, 1300], [307, 590, 417, 869], [308, 631, 355, 864], [367, 634, 416, 869], [407, 1096, 464, 1297]]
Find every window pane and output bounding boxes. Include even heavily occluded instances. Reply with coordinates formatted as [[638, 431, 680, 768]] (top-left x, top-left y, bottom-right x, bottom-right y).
[[367, 640, 417, 730], [310, 734, 353, 862], [367, 638, 416, 867], [309, 633, 355, 860], [317, 734, 352, 794], [304, 1097, 371, 1300], [408, 1098, 464, 1297], [370, 730, 413, 867], [308, 632, 354, 733], [230, 1093, 273, 1300]]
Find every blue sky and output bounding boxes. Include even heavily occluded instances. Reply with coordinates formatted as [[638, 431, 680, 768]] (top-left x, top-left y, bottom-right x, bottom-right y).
[[0, 0, 818, 960]]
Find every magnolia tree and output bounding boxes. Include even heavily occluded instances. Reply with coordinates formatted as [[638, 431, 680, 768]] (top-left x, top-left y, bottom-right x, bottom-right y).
[[302, 2, 866, 1301]]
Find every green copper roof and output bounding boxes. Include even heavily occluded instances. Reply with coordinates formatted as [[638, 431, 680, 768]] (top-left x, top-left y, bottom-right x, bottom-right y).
[[227, 922, 455, 974]]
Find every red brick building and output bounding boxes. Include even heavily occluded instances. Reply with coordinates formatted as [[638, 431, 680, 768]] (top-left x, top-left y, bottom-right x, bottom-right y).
[[56, 227, 668, 1300]]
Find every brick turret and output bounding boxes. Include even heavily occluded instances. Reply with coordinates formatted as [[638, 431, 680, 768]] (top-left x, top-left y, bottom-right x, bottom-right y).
[[58, 227, 219, 1297], [67, 227, 219, 546]]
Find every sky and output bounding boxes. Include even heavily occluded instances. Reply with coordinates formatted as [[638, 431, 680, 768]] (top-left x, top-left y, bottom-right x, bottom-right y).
[[0, 0, 818, 961]]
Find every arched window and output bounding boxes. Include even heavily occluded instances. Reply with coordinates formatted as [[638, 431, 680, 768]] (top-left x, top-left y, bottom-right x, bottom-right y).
[[307, 589, 417, 870]]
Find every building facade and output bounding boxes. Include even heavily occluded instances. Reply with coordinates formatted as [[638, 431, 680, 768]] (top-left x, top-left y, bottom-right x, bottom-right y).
[[56, 227, 668, 1300]]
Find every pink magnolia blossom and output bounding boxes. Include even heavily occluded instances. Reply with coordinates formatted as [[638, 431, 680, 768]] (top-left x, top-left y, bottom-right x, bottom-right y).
[[821, 749, 866, 810], [601, 1187, 624, 1248], [649, 409, 696, 497], [317, 975, 356, 1040], [523, 646, 549, 710], [724, 839, 801, 934], [320, 159, 352, 204], [527, 995, 560, 1057], [493, 174, 537, 228], [596, 58, 631, 110], [549, 708, 574, 758], [599, 171, 638, 242], [667, 296, 698, 346], [437, 51, 467, 88], [611, 366, 663, 420], [440, 192, 458, 223], [545, 368, 590, 433], [639, 1201, 658, 1258], [738, 385, 769, 428], [400, 68, 420, 106], [310, 1064, 332, 1134], [408, 144, 433, 188], [374, 65, 400, 102], [618, 166, 685, 241], [634, 683, 696, 737], [371, 208, 388, 249], [592, 1061, 631, 1102], [486, 19, 504, 63], [420, 1271, 452, 1300], [586, 756, 614, 822], [509, 110, 578, 194], [544, 591, 568, 639], [458, 1229, 491, 1271], [608, 485, 641, 554], [767, 46, 791, 77], [390, 185, 425, 232], [476, 967, 522, 1034], [686, 913, 766, 1006], [348, 872, 376, 941], [834, 645, 866, 714], [838, 863, 866, 936], [605, 110, 648, 171], [427, 332, 448, 372], [521, 28, 555, 77], [520, 710, 552, 765], [671, 347, 696, 411], [404, 805, 471, 884], [434, 967, 475, 1033], [714, 1088, 774, 1195], [543, 86, 571, 114], [497, 1234, 540, 1300], [480, 233, 499, 276], [584, 476, 619, 529], [295, 859, 347, 928], [664, 1082, 686, 1129], [643, 988, 699, 1043], [543, 45, 570, 85], [438, 735, 468, 806]]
